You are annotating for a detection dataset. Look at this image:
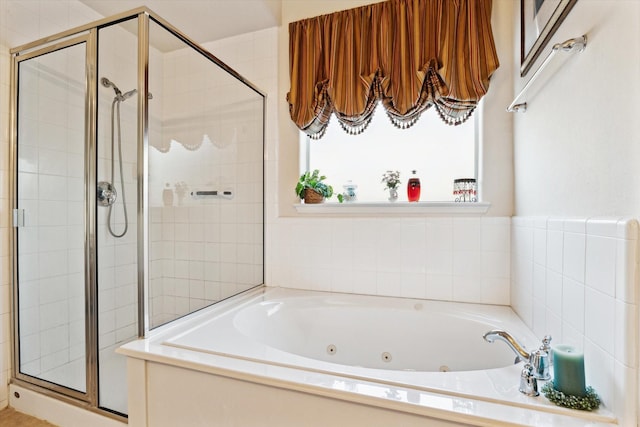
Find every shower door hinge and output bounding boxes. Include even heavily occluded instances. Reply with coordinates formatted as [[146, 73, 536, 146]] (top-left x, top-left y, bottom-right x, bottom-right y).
[[12, 209, 25, 227]]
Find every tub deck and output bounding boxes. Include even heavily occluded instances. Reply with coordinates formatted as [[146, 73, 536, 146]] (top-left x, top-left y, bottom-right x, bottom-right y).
[[119, 286, 617, 427]]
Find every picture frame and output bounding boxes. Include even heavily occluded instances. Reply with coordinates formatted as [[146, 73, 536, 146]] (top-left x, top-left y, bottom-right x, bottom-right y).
[[520, 0, 578, 76]]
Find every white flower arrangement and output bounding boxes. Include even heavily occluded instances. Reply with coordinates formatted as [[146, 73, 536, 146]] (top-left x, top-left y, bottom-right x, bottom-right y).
[[381, 170, 401, 190]]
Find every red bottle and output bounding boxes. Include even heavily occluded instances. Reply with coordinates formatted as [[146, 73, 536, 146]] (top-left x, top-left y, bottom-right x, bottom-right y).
[[407, 170, 421, 202]]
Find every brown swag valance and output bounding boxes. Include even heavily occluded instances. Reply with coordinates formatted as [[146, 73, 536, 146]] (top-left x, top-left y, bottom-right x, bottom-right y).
[[286, 0, 499, 138]]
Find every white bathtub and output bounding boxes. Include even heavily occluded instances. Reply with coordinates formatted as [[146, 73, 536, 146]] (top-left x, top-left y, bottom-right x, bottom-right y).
[[119, 287, 616, 427]]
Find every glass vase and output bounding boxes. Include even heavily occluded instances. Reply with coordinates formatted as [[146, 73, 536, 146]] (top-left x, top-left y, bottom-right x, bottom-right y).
[[388, 188, 398, 202]]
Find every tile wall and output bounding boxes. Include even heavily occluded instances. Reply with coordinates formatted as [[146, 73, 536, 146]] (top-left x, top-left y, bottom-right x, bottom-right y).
[[146, 30, 265, 327], [269, 216, 511, 305], [96, 21, 140, 364], [511, 217, 639, 426]]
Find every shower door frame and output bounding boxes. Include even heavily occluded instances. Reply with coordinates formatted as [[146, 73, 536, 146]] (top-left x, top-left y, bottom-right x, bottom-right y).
[[9, 29, 100, 409], [9, 6, 266, 420]]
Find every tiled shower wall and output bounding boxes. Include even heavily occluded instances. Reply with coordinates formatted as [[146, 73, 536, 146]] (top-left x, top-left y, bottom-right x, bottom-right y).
[[511, 217, 639, 425], [147, 36, 264, 327]]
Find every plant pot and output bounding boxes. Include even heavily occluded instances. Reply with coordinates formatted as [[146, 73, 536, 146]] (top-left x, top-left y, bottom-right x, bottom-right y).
[[304, 188, 324, 204]]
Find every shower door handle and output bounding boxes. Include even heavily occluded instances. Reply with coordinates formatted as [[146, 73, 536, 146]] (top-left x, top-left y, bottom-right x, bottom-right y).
[[12, 209, 25, 227]]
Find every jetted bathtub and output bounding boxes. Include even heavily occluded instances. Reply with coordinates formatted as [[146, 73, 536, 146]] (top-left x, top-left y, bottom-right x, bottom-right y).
[[119, 287, 616, 427]]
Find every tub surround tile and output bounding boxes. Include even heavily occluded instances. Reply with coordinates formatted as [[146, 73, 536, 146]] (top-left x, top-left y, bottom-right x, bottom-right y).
[[563, 218, 587, 234], [616, 238, 639, 304], [562, 231, 586, 283], [585, 235, 617, 297], [546, 229, 564, 273], [272, 217, 509, 305], [562, 277, 585, 334], [614, 299, 638, 368], [586, 218, 622, 238], [511, 216, 639, 427], [585, 288, 616, 354]]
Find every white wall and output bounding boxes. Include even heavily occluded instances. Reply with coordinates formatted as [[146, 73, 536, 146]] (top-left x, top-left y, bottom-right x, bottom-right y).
[[512, 0, 640, 217]]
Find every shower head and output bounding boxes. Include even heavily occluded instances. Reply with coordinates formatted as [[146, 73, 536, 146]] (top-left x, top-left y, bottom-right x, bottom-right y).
[[101, 77, 153, 101], [101, 77, 122, 96], [121, 89, 136, 101]]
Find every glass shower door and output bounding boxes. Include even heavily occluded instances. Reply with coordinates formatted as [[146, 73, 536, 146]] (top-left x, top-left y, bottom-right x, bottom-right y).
[[14, 40, 88, 395]]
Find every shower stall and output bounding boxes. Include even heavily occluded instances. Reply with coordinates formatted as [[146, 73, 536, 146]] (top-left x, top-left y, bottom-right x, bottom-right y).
[[9, 7, 264, 419]]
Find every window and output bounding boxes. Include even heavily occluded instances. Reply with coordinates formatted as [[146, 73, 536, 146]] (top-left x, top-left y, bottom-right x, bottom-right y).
[[300, 103, 477, 203]]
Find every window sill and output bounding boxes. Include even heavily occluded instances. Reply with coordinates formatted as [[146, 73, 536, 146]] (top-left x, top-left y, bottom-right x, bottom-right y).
[[293, 201, 491, 216]]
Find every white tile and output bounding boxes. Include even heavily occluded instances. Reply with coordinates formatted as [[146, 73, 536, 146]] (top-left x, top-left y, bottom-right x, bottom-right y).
[[481, 221, 510, 253], [584, 287, 615, 354], [401, 219, 426, 251], [400, 244, 426, 274], [425, 274, 452, 301], [330, 269, 354, 294], [562, 232, 585, 282], [351, 270, 377, 295], [545, 309, 563, 344], [38, 175, 68, 201], [531, 296, 546, 338], [583, 339, 614, 410], [453, 251, 481, 277], [613, 361, 638, 426], [481, 276, 509, 305], [561, 277, 584, 333], [425, 218, 453, 252], [547, 218, 564, 231], [376, 271, 401, 297], [453, 218, 481, 252], [511, 254, 532, 299], [533, 227, 547, 266], [38, 148, 68, 176], [546, 229, 563, 273], [39, 250, 67, 278], [482, 251, 509, 278], [614, 299, 637, 368], [38, 200, 68, 226], [616, 238, 639, 304], [39, 276, 67, 304], [400, 272, 426, 299], [585, 235, 617, 297], [452, 275, 481, 303], [563, 218, 586, 234], [511, 223, 533, 260], [617, 218, 639, 240], [586, 218, 620, 238], [545, 270, 563, 317], [532, 263, 546, 300], [327, 246, 356, 270], [425, 250, 452, 275]]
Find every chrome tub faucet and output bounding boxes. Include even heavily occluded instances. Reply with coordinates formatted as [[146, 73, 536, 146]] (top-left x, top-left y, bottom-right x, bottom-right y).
[[483, 329, 552, 391]]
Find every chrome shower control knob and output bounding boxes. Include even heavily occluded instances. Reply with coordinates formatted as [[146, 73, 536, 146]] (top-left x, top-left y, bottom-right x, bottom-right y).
[[97, 181, 117, 207]]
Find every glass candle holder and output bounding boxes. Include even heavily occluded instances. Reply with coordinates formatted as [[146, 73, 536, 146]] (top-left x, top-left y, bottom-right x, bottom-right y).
[[453, 178, 477, 202]]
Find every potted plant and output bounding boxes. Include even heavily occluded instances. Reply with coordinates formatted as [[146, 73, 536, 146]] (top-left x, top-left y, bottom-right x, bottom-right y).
[[295, 169, 334, 204]]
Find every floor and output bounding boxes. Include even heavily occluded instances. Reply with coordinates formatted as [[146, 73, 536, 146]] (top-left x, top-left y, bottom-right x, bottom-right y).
[[0, 408, 58, 426]]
